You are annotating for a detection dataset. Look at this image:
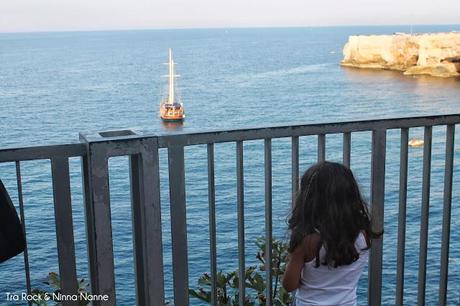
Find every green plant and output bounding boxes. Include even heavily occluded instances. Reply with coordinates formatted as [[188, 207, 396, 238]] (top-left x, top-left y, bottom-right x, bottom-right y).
[[31, 272, 90, 306], [189, 237, 293, 305]]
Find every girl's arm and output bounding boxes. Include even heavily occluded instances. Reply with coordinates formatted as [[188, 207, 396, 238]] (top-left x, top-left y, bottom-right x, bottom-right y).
[[282, 244, 305, 292], [282, 234, 320, 292]]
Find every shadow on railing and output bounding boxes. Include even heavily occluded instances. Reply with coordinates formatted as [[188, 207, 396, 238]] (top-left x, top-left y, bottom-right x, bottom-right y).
[[0, 114, 459, 306]]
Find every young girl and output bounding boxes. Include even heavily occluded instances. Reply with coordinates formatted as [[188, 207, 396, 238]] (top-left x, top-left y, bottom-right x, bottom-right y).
[[283, 161, 380, 306]]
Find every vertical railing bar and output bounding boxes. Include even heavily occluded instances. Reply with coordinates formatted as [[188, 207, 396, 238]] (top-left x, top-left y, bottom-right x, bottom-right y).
[[417, 126, 432, 306], [81, 155, 97, 295], [264, 138, 273, 305], [395, 128, 409, 306], [318, 134, 326, 162], [51, 157, 78, 305], [368, 129, 386, 306], [343, 132, 351, 167], [129, 138, 165, 305], [129, 154, 144, 305], [15, 161, 32, 306], [439, 124, 455, 306], [168, 145, 189, 306], [207, 144, 218, 306], [83, 144, 116, 305], [291, 136, 299, 208], [236, 141, 245, 305], [146, 141, 166, 305]]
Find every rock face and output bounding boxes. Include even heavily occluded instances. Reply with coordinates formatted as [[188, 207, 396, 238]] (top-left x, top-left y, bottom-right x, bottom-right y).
[[341, 32, 460, 77]]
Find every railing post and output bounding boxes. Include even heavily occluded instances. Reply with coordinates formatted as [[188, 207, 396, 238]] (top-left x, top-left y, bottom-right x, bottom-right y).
[[418, 126, 432, 306], [81, 131, 166, 306], [318, 134, 326, 162], [368, 129, 386, 306], [15, 162, 32, 306], [51, 157, 78, 306], [168, 144, 189, 306], [343, 132, 351, 167], [236, 141, 246, 305], [264, 138, 273, 305], [292, 136, 299, 207], [129, 138, 165, 305], [395, 128, 408, 306], [81, 142, 116, 306], [439, 124, 454, 306], [207, 144, 218, 305]]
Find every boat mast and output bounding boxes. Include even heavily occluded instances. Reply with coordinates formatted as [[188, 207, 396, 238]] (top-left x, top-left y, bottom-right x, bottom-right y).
[[168, 48, 175, 104]]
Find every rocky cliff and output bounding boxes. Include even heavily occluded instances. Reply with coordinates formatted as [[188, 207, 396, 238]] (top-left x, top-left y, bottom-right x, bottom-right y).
[[341, 32, 460, 78]]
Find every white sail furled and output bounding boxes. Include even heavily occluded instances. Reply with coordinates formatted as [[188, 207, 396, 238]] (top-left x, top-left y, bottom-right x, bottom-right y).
[[166, 48, 180, 104]]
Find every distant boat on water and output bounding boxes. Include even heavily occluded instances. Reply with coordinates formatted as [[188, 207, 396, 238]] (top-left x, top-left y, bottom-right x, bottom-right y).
[[160, 49, 185, 122], [408, 138, 424, 148]]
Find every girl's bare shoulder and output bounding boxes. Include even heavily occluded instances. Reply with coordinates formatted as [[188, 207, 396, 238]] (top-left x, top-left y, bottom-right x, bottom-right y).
[[302, 233, 321, 262]]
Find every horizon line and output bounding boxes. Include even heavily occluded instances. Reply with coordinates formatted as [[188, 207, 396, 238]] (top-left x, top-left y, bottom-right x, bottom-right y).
[[1, 23, 460, 35]]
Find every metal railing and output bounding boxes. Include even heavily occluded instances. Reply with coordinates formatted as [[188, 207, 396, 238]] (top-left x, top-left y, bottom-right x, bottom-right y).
[[0, 114, 459, 306]]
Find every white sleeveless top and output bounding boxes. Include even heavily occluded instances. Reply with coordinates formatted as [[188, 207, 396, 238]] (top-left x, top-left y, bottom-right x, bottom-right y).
[[295, 232, 369, 306]]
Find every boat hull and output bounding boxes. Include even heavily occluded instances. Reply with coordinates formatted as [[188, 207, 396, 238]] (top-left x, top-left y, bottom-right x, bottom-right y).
[[160, 103, 185, 121], [161, 116, 184, 122]]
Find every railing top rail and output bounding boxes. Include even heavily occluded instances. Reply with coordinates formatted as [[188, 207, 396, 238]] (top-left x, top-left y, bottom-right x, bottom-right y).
[[156, 114, 460, 147], [2, 114, 460, 163], [80, 113, 460, 148], [0, 143, 85, 163]]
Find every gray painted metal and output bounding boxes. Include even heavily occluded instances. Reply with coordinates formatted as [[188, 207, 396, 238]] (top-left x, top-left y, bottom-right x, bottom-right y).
[[79, 131, 148, 158], [417, 126, 432, 306], [80, 155, 96, 297], [82, 143, 116, 305], [368, 129, 386, 306], [292, 136, 299, 207], [264, 139, 273, 305], [3, 114, 460, 306], [51, 157, 78, 306], [318, 134, 326, 162], [439, 124, 455, 306], [129, 139, 165, 305], [15, 162, 32, 306], [207, 144, 218, 306], [156, 114, 460, 147], [80, 129, 141, 143], [395, 128, 409, 306], [0, 143, 85, 163], [2, 115, 459, 163], [343, 132, 351, 167], [130, 154, 143, 304], [168, 145, 189, 306], [236, 141, 245, 306]]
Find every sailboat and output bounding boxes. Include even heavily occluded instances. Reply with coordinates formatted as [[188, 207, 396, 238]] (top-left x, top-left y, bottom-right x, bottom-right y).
[[160, 49, 185, 122]]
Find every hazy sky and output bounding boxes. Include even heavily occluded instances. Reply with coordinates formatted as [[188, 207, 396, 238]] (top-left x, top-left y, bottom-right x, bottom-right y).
[[1, 0, 459, 32]]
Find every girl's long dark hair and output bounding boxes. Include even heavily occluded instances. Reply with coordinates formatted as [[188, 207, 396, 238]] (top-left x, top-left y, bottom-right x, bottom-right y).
[[288, 161, 381, 267]]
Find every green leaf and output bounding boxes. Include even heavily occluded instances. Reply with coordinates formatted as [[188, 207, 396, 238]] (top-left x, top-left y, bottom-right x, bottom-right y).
[[189, 237, 292, 305], [47, 272, 61, 290], [198, 273, 212, 286], [189, 288, 211, 303]]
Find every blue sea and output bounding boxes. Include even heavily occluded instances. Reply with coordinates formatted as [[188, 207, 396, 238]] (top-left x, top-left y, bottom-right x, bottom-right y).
[[1, 25, 460, 305]]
